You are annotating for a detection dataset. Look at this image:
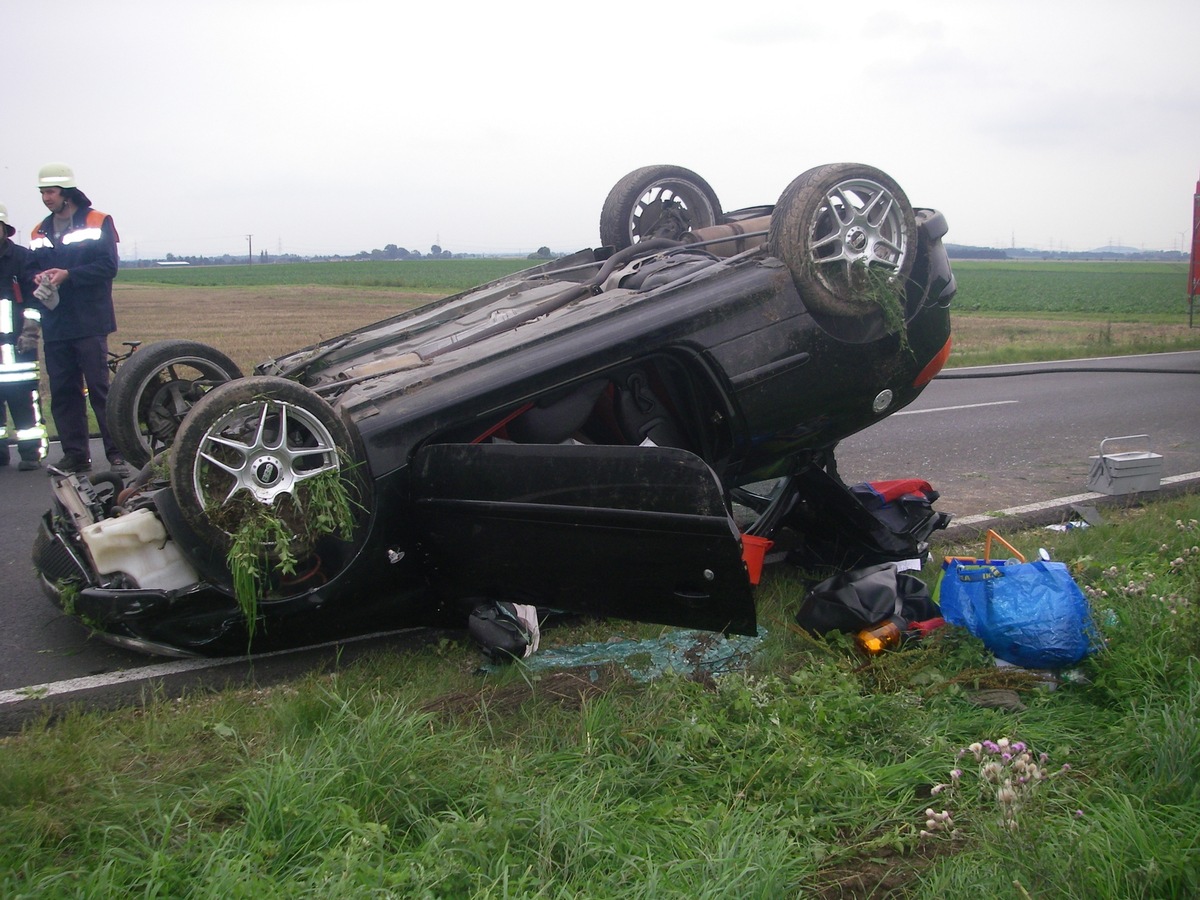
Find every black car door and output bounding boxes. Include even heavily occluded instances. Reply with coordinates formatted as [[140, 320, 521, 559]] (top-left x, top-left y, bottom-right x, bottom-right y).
[[411, 442, 757, 635]]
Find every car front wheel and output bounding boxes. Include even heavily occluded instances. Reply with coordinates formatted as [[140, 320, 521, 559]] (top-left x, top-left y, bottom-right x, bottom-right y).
[[768, 163, 917, 319], [169, 376, 368, 567]]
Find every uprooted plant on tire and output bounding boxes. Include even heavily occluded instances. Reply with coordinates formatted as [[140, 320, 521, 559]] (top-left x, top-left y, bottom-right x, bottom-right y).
[[215, 466, 361, 641]]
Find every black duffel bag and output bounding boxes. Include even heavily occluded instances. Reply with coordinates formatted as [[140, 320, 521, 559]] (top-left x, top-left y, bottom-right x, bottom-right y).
[[796, 562, 939, 635]]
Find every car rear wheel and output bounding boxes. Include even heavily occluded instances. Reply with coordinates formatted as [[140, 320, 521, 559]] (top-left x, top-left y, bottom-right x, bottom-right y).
[[170, 376, 366, 563], [599, 165, 722, 249], [768, 163, 917, 318], [107, 340, 243, 469]]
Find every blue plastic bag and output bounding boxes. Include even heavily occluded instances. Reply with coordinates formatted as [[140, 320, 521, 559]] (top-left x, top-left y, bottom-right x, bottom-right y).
[[939, 557, 1100, 668]]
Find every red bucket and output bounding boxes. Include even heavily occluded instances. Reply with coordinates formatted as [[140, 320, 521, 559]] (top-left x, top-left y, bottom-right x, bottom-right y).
[[740, 534, 775, 585]]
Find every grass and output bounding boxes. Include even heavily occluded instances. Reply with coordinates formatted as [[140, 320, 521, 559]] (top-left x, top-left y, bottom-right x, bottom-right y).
[[949, 260, 1189, 317], [2, 495, 1198, 896], [118, 258, 541, 291], [945, 259, 1200, 365], [945, 314, 1200, 366]]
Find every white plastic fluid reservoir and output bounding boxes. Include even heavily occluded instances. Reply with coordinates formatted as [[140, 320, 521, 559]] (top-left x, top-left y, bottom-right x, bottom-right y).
[[80, 508, 200, 591]]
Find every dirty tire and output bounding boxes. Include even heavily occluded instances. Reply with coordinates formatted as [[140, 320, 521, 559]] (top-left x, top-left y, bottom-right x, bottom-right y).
[[599, 165, 722, 249], [768, 163, 917, 318], [170, 376, 364, 558], [107, 339, 242, 468]]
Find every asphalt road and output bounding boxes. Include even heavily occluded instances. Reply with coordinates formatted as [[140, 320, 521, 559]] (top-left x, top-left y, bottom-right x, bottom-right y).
[[836, 349, 1200, 517], [2, 350, 1197, 727]]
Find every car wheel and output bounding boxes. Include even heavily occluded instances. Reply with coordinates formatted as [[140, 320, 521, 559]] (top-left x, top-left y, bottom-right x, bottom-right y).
[[107, 340, 243, 469], [170, 376, 366, 562], [599, 165, 722, 249], [768, 163, 917, 318]]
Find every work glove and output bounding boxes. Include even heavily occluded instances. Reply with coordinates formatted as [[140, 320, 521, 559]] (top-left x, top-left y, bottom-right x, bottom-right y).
[[33, 279, 59, 310], [16, 320, 41, 354]]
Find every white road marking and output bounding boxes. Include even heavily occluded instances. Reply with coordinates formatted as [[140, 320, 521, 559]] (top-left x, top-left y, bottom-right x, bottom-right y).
[[896, 400, 1019, 415], [0, 629, 418, 707]]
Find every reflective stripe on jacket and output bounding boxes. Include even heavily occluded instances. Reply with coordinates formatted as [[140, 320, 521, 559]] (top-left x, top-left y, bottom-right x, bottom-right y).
[[29, 207, 119, 342], [0, 422, 49, 443], [29, 209, 114, 249], [1, 298, 40, 383]]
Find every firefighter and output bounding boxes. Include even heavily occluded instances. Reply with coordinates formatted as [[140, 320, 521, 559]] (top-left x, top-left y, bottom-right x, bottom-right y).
[[0, 202, 48, 469], [29, 163, 126, 476]]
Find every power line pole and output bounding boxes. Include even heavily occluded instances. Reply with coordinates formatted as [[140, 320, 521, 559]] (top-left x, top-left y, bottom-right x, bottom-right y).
[[246, 234, 253, 265]]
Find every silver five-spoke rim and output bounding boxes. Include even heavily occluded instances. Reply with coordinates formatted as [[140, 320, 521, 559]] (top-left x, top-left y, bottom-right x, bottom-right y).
[[191, 398, 340, 508], [807, 177, 909, 283]]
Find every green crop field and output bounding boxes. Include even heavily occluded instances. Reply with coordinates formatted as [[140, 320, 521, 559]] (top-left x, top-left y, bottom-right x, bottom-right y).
[[119, 258, 541, 293], [949, 260, 1190, 318]]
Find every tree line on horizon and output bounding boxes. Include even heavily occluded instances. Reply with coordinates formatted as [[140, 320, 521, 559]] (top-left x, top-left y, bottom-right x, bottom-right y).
[[947, 244, 1189, 262], [123, 244, 563, 268]]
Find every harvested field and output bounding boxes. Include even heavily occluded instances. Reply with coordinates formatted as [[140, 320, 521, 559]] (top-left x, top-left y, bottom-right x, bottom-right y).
[[109, 283, 438, 375]]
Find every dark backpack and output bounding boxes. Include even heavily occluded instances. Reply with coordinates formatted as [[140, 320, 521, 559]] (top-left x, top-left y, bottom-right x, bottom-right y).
[[796, 562, 939, 635], [786, 470, 952, 569], [467, 600, 539, 661]]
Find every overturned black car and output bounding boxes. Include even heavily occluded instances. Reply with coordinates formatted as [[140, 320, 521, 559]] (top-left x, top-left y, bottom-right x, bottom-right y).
[[34, 163, 956, 656]]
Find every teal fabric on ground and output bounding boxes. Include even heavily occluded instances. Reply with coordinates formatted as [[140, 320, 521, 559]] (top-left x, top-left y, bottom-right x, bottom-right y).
[[495, 627, 767, 681]]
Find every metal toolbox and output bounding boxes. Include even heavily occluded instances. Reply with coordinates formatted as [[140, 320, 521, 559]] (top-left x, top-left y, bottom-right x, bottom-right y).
[[1087, 434, 1163, 495]]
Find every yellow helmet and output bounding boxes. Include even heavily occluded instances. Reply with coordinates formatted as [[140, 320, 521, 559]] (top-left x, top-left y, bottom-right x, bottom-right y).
[[37, 162, 77, 189]]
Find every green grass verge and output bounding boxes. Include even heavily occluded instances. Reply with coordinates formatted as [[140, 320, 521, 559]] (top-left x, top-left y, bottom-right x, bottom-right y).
[[3, 494, 1197, 896]]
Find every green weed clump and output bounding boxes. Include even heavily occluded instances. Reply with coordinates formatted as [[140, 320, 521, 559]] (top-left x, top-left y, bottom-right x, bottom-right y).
[[220, 468, 361, 641], [0, 495, 1197, 897]]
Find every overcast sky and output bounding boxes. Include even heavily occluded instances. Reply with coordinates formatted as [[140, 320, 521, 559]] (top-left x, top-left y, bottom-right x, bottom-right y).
[[4, 0, 1197, 260]]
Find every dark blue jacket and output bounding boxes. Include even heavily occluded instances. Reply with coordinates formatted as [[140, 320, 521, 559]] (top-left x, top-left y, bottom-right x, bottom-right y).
[[30, 206, 119, 342], [2, 239, 39, 358], [1, 238, 37, 309]]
